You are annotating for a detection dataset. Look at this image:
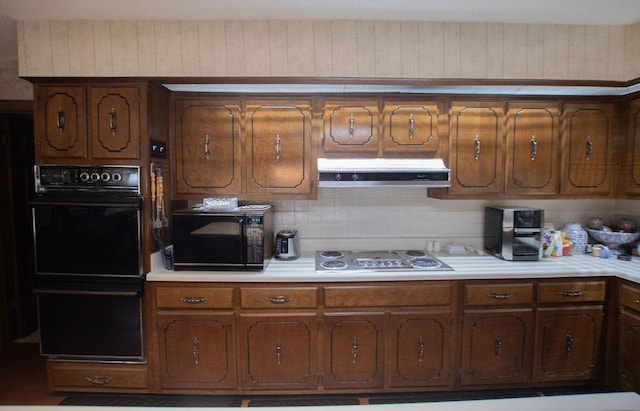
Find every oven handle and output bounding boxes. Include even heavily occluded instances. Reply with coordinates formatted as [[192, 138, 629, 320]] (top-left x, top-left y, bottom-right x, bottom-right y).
[[34, 289, 141, 297], [31, 200, 141, 208]]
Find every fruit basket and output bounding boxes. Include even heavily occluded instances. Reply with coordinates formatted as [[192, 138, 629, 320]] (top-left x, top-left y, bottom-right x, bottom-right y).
[[585, 229, 640, 254]]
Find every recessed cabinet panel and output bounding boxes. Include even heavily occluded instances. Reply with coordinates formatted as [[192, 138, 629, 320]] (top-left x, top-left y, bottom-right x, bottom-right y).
[[245, 102, 312, 195], [173, 100, 241, 194], [89, 87, 141, 159], [383, 103, 439, 153], [323, 102, 379, 153], [533, 306, 603, 382], [461, 309, 533, 385], [239, 313, 318, 390], [35, 86, 87, 160], [388, 312, 451, 387], [158, 314, 236, 389], [449, 102, 504, 195], [505, 104, 559, 195], [626, 100, 640, 195], [620, 308, 640, 391], [323, 313, 384, 389], [561, 104, 614, 196]]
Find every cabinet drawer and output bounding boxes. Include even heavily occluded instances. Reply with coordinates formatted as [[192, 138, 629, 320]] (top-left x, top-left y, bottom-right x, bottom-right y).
[[537, 281, 606, 303], [48, 362, 148, 390], [464, 283, 533, 306], [324, 283, 452, 307], [620, 283, 640, 311], [155, 287, 234, 309], [240, 287, 318, 308]]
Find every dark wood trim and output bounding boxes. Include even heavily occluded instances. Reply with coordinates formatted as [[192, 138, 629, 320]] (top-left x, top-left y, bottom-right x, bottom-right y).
[[0, 100, 32, 113]]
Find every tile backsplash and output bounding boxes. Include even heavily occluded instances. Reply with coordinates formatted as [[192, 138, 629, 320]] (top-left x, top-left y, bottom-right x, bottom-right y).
[[271, 187, 631, 252]]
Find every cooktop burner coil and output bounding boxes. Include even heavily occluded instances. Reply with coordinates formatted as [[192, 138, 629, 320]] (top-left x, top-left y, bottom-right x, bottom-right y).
[[320, 260, 348, 270], [320, 251, 344, 259]]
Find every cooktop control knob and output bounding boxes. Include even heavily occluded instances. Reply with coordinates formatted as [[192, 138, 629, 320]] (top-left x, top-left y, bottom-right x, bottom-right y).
[[351, 173, 362, 181], [100, 172, 111, 182], [334, 173, 342, 181], [79, 171, 90, 182]]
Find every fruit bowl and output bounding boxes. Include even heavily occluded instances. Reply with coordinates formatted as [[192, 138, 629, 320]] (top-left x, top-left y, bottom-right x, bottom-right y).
[[585, 229, 640, 254]]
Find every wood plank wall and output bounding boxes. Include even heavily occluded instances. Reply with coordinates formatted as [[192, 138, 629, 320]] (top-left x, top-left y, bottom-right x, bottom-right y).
[[16, 20, 640, 81]]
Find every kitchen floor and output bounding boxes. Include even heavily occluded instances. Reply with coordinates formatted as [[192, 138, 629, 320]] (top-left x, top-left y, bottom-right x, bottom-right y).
[[0, 342, 65, 405]]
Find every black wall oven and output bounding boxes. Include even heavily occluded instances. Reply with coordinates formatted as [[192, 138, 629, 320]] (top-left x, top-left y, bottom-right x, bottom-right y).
[[31, 165, 145, 363]]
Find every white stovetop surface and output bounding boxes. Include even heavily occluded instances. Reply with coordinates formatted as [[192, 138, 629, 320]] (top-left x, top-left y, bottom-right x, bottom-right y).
[[147, 250, 640, 283], [3, 392, 640, 411]]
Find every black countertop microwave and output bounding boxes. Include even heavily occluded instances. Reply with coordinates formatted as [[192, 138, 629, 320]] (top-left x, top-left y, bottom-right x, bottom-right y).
[[172, 206, 273, 271]]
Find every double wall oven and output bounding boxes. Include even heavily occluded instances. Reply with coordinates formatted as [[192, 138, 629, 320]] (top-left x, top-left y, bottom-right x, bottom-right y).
[[31, 165, 145, 363]]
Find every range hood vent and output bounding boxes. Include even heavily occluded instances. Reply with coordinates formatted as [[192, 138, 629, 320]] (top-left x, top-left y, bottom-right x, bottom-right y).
[[317, 158, 451, 188]]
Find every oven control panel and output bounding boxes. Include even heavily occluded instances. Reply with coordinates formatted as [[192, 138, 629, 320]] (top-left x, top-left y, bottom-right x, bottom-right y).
[[35, 165, 140, 194]]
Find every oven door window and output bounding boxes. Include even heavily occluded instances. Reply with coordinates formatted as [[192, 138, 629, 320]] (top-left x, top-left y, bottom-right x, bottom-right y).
[[38, 291, 143, 361], [32, 202, 142, 277], [172, 214, 244, 265]]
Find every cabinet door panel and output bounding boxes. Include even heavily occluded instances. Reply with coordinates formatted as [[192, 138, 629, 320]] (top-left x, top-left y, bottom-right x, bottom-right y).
[[323, 103, 379, 153], [383, 103, 439, 153], [620, 308, 640, 391], [626, 100, 640, 195], [389, 312, 451, 387], [449, 102, 504, 194], [158, 314, 236, 389], [246, 103, 312, 194], [89, 86, 140, 159], [533, 306, 603, 382], [239, 313, 318, 390], [323, 313, 384, 389], [174, 100, 241, 194], [561, 104, 614, 195], [506, 104, 559, 195], [35, 85, 87, 160], [461, 309, 533, 385]]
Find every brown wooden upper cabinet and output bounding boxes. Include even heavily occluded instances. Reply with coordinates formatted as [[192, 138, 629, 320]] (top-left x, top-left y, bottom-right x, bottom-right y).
[[322, 101, 379, 153], [561, 103, 615, 196], [505, 103, 560, 196], [382, 102, 439, 153], [172, 98, 242, 195], [624, 99, 640, 196], [245, 101, 313, 196], [34, 84, 142, 163], [448, 102, 504, 195]]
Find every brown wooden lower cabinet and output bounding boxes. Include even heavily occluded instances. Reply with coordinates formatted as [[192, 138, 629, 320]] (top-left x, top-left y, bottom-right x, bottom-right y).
[[88, 278, 628, 395], [322, 312, 385, 389], [157, 313, 236, 389], [461, 309, 533, 385], [388, 311, 452, 388], [238, 313, 319, 390]]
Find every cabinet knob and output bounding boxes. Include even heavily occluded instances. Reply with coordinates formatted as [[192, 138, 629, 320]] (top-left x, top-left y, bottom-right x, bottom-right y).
[[204, 134, 211, 160], [264, 295, 293, 304], [348, 113, 355, 139], [530, 135, 537, 160], [417, 336, 425, 363], [351, 337, 358, 364], [408, 113, 415, 139], [109, 108, 117, 136], [488, 292, 513, 300], [275, 134, 281, 160], [560, 290, 585, 298], [585, 136, 593, 160], [474, 134, 481, 160]]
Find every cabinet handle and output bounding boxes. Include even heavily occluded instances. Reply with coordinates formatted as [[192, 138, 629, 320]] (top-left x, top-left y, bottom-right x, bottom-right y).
[[204, 134, 211, 160], [181, 296, 208, 304], [351, 337, 358, 364], [635, 300, 640, 305], [417, 336, 424, 363], [488, 292, 513, 300], [585, 136, 593, 160], [264, 295, 293, 304], [275, 134, 281, 160], [560, 290, 585, 298], [109, 108, 117, 136], [408, 113, 415, 139], [566, 333, 574, 356], [530, 135, 537, 160], [192, 337, 200, 364], [56, 107, 65, 135], [275, 342, 283, 365], [494, 338, 502, 358], [474, 134, 481, 160], [85, 375, 112, 385], [348, 113, 355, 139]]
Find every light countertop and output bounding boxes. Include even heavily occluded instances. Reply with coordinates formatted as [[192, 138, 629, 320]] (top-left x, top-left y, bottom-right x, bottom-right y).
[[3, 392, 640, 411], [147, 251, 640, 283]]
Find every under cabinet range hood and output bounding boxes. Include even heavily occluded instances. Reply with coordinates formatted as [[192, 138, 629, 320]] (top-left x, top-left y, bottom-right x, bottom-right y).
[[317, 158, 451, 187]]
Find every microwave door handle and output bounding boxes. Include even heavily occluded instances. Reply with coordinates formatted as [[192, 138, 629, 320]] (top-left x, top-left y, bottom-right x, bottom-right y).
[[514, 228, 541, 234]]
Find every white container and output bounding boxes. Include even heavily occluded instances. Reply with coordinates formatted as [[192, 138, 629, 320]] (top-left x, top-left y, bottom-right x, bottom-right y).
[[563, 223, 588, 255]]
